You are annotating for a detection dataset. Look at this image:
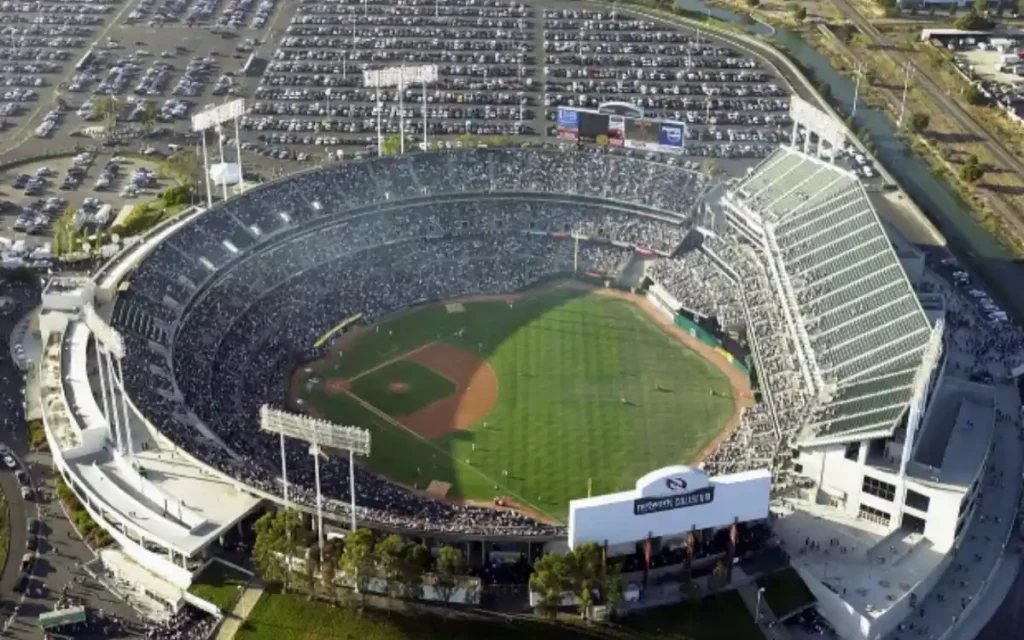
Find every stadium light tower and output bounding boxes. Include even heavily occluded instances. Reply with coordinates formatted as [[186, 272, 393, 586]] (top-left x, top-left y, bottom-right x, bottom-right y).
[[191, 99, 246, 208], [363, 65, 438, 155], [260, 406, 371, 560]]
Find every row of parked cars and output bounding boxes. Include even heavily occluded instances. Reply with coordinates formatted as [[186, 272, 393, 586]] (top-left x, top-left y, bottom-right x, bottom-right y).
[[3, 444, 41, 596]]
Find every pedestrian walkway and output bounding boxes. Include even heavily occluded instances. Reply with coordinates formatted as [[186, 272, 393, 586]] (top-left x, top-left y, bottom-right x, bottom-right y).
[[884, 383, 1023, 640], [216, 581, 265, 640]]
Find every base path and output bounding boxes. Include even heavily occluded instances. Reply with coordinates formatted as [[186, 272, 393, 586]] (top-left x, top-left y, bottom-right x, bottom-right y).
[[400, 343, 499, 439]]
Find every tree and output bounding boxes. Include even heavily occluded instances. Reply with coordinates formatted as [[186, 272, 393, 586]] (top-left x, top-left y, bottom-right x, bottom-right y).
[[375, 534, 407, 607], [93, 95, 121, 130], [400, 543, 431, 601], [321, 538, 343, 604], [529, 553, 570, 617], [303, 547, 320, 598], [954, 9, 995, 29], [570, 543, 605, 619], [791, 4, 807, 20], [341, 528, 376, 600], [960, 159, 985, 182], [253, 510, 302, 593], [434, 545, 469, 605], [140, 100, 160, 134], [908, 112, 930, 133], [165, 150, 204, 188], [709, 560, 730, 592], [974, 0, 989, 13], [965, 84, 987, 106], [381, 134, 403, 157]]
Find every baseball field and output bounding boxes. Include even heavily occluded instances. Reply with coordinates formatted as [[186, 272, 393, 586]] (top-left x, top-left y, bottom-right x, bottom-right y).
[[290, 282, 750, 522]]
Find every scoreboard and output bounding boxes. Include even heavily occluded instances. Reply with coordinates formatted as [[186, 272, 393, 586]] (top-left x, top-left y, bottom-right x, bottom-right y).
[[557, 106, 686, 155]]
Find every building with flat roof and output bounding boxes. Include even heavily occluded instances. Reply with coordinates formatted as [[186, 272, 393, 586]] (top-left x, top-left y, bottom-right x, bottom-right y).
[[36, 275, 260, 606], [780, 378, 995, 640]]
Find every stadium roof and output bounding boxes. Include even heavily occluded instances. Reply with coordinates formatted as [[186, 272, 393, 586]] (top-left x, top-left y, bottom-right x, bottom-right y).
[[726, 147, 932, 443]]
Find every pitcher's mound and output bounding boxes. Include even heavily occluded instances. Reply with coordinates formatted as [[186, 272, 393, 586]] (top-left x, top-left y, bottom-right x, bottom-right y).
[[389, 381, 409, 393]]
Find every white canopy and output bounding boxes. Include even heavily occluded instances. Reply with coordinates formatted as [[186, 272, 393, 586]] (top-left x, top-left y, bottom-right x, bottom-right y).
[[209, 162, 241, 186]]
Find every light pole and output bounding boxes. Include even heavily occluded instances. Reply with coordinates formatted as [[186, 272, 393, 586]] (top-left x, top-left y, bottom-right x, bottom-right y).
[[755, 587, 766, 623], [897, 61, 913, 129], [852, 63, 864, 118]]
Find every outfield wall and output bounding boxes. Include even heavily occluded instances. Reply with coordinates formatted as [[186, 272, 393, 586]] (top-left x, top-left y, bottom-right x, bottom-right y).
[[647, 283, 751, 380]]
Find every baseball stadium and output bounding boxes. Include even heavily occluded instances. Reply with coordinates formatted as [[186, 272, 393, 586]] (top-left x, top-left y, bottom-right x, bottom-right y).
[[43, 122, 934, 552]]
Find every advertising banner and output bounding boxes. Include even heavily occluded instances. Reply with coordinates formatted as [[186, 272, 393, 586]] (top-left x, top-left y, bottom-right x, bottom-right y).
[[608, 115, 625, 147], [659, 121, 685, 151], [556, 107, 580, 140], [624, 118, 661, 151]]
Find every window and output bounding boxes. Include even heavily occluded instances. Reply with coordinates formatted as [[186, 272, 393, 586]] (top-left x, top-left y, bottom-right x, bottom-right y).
[[845, 442, 861, 461], [858, 504, 891, 527], [862, 475, 896, 502], [905, 489, 930, 512]]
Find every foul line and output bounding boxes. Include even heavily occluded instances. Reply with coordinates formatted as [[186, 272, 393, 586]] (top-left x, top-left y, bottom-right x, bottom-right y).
[[347, 342, 436, 383], [339, 389, 563, 524]]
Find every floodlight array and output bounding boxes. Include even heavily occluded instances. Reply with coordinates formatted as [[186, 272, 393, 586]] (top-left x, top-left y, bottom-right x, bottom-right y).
[[362, 64, 438, 88], [192, 99, 246, 132], [790, 96, 845, 151], [260, 405, 370, 455]]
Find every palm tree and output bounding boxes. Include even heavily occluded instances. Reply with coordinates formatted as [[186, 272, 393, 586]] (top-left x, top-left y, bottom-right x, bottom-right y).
[[140, 100, 160, 135], [93, 95, 121, 132]]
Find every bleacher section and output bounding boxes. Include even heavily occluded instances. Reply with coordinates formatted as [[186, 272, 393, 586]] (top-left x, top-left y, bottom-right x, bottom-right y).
[[722, 147, 930, 442]]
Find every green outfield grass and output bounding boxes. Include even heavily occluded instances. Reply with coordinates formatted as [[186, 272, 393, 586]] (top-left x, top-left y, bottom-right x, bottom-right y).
[[302, 286, 736, 521], [349, 360, 457, 416], [237, 591, 762, 640]]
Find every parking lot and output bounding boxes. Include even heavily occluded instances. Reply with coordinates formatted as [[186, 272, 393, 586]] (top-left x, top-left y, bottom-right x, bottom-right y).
[[2, 0, 797, 163], [0, 154, 173, 251]]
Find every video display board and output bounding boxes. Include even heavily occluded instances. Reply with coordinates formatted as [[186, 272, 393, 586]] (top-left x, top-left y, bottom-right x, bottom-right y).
[[558, 107, 685, 154]]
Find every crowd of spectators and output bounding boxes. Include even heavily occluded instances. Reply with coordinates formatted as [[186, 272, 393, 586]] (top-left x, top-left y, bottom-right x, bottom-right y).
[[647, 250, 744, 328], [111, 148, 706, 537], [143, 605, 217, 640]]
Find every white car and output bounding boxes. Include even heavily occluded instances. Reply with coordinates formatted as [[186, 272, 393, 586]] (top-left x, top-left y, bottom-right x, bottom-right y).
[[3, 455, 16, 469]]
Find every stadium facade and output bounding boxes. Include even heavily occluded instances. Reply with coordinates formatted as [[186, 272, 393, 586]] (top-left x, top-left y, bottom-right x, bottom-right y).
[[34, 103, 984, 636]]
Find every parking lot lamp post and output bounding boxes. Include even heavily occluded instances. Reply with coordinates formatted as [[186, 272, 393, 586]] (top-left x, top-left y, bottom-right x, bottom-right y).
[[399, 67, 406, 155]]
